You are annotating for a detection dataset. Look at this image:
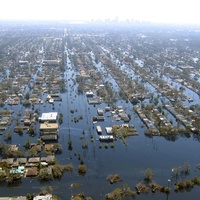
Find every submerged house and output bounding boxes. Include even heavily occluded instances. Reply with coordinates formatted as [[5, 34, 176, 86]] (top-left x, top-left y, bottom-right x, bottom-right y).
[[93, 116, 105, 122], [33, 194, 52, 200], [40, 122, 59, 141], [99, 135, 114, 142], [97, 108, 104, 116], [26, 166, 38, 177], [96, 125, 102, 134], [85, 90, 94, 97]]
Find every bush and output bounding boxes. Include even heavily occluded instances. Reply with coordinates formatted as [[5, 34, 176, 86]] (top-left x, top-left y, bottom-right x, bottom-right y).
[[64, 164, 74, 172], [39, 168, 52, 180], [144, 168, 153, 181], [177, 180, 186, 189], [106, 184, 135, 200], [106, 174, 121, 184], [186, 180, 194, 188], [192, 176, 200, 185], [52, 165, 64, 178], [78, 164, 87, 174]]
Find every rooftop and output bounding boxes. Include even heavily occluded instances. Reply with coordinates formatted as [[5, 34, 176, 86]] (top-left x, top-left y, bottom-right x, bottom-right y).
[[39, 112, 58, 122], [40, 123, 58, 130]]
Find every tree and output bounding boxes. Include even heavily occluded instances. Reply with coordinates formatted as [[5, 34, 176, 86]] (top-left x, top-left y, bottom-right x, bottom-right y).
[[106, 183, 135, 200], [27, 147, 38, 157], [59, 113, 63, 124], [180, 163, 191, 175], [39, 186, 53, 195], [135, 182, 149, 194], [107, 174, 122, 184], [78, 164, 87, 175], [144, 168, 153, 181], [39, 169, 53, 180], [24, 138, 31, 149], [4, 132, 12, 142], [15, 126, 23, 134], [68, 139, 72, 150], [53, 143, 62, 153], [52, 164, 65, 178], [26, 193, 33, 200], [25, 92, 30, 100], [28, 126, 35, 135], [7, 172, 22, 183]]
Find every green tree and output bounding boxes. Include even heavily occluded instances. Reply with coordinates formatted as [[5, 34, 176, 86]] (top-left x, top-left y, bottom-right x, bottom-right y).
[[24, 138, 31, 149], [4, 132, 12, 141], [25, 92, 30, 100], [52, 164, 65, 178], [78, 164, 87, 175], [68, 139, 72, 150], [26, 193, 33, 200], [144, 168, 153, 181], [28, 126, 35, 135], [39, 186, 53, 195], [39, 169, 53, 180]]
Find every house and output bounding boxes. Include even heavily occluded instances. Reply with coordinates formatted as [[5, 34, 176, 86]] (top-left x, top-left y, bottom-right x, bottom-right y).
[[97, 108, 104, 116], [9, 145, 19, 152], [39, 166, 52, 177], [93, 116, 105, 122], [88, 98, 101, 104], [105, 127, 113, 135], [44, 144, 54, 151], [46, 155, 55, 164], [26, 167, 38, 177], [1, 158, 14, 165], [99, 135, 114, 142], [41, 135, 58, 141], [86, 91, 94, 97], [12, 160, 19, 168], [0, 196, 26, 200], [42, 59, 61, 66], [40, 122, 58, 141], [17, 158, 27, 165], [0, 167, 6, 178], [24, 119, 31, 126], [105, 106, 110, 112], [120, 113, 130, 122], [33, 194, 52, 200], [28, 157, 40, 166], [96, 125, 102, 134]]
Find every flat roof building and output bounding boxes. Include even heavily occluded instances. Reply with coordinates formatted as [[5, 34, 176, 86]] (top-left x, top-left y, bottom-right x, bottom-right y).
[[39, 112, 58, 122]]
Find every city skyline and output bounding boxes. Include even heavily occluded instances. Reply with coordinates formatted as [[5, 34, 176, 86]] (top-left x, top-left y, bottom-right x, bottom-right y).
[[0, 0, 200, 24]]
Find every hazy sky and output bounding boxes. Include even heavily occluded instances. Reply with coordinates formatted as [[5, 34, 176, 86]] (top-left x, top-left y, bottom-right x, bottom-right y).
[[0, 0, 200, 24]]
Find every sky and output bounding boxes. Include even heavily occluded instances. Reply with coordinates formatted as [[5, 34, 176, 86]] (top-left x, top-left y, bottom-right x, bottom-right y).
[[0, 0, 200, 24]]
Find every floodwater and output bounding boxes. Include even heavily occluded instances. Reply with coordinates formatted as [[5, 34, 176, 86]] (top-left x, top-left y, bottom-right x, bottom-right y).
[[0, 52, 200, 200]]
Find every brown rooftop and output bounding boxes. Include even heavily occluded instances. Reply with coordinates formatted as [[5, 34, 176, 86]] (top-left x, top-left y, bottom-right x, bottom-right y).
[[28, 157, 40, 163], [40, 123, 58, 130]]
